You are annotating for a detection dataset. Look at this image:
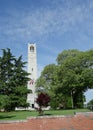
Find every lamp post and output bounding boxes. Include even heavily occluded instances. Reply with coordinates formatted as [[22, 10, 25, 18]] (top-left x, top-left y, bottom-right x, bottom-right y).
[[71, 89, 75, 109]]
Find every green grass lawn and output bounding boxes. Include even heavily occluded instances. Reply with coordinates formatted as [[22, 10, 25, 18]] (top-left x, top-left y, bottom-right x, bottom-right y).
[[0, 109, 91, 121]]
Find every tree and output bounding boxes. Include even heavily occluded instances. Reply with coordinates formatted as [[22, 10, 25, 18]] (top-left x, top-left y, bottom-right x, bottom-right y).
[[36, 49, 93, 109], [36, 64, 58, 96], [57, 49, 93, 108], [0, 48, 15, 95], [35, 92, 50, 115], [0, 95, 11, 111], [56, 49, 80, 65], [36, 64, 59, 109], [0, 48, 30, 111], [87, 99, 93, 110]]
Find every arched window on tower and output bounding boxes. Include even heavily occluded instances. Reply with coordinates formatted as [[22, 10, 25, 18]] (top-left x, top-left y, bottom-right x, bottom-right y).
[[30, 46, 34, 52]]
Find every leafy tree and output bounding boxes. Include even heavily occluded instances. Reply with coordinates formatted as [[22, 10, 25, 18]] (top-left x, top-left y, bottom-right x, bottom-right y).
[[49, 93, 72, 109], [36, 64, 58, 95], [35, 92, 50, 115], [0, 48, 30, 111], [56, 49, 80, 65], [36, 49, 93, 109], [36, 64, 59, 109], [87, 99, 93, 110], [57, 49, 93, 108]]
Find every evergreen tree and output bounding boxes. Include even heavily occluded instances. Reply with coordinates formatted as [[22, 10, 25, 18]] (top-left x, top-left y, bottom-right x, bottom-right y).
[[0, 48, 30, 111]]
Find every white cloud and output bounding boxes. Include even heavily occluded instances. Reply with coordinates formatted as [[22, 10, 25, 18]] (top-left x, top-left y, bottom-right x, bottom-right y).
[[0, 0, 93, 61], [0, 0, 93, 45]]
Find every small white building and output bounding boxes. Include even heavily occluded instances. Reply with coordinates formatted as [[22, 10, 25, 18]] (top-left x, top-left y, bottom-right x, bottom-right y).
[[27, 43, 37, 109]]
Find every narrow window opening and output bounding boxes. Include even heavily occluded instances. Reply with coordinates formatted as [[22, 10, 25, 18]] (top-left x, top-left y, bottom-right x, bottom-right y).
[[30, 46, 34, 52]]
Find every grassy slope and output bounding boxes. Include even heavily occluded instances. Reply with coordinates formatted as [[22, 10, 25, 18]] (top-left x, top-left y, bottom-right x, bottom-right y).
[[0, 109, 91, 121]]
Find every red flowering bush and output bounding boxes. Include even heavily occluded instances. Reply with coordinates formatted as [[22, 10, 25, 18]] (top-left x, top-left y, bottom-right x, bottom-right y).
[[35, 92, 50, 115]]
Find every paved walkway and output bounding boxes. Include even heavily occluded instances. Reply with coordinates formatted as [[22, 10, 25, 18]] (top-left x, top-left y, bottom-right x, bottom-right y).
[[0, 112, 93, 130]]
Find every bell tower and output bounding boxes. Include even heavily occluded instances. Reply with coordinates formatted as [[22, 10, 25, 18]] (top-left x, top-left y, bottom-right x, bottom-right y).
[[27, 43, 37, 109]]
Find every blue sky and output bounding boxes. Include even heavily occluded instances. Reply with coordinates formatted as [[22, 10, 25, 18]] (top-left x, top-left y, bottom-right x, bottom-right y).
[[0, 0, 93, 103]]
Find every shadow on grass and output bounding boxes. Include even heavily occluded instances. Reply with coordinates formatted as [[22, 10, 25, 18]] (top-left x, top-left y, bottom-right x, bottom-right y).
[[44, 113, 52, 116], [38, 113, 52, 116], [0, 115, 16, 119]]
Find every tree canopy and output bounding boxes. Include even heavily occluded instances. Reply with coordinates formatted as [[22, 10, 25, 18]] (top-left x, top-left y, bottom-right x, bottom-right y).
[[36, 49, 93, 109], [0, 48, 30, 111]]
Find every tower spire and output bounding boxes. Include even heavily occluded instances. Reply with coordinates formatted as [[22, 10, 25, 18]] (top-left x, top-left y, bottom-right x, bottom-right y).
[[27, 43, 37, 109]]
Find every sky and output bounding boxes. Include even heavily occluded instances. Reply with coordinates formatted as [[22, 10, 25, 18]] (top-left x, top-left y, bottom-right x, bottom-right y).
[[0, 0, 93, 103]]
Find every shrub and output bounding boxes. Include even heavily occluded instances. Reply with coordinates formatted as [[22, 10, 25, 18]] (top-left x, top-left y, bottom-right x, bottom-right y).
[[35, 92, 50, 115]]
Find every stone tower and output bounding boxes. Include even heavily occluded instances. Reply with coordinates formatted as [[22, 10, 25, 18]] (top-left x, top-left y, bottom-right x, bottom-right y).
[[27, 43, 37, 109]]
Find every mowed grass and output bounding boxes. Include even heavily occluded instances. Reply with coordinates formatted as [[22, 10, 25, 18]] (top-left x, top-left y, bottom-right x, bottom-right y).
[[0, 109, 91, 121]]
